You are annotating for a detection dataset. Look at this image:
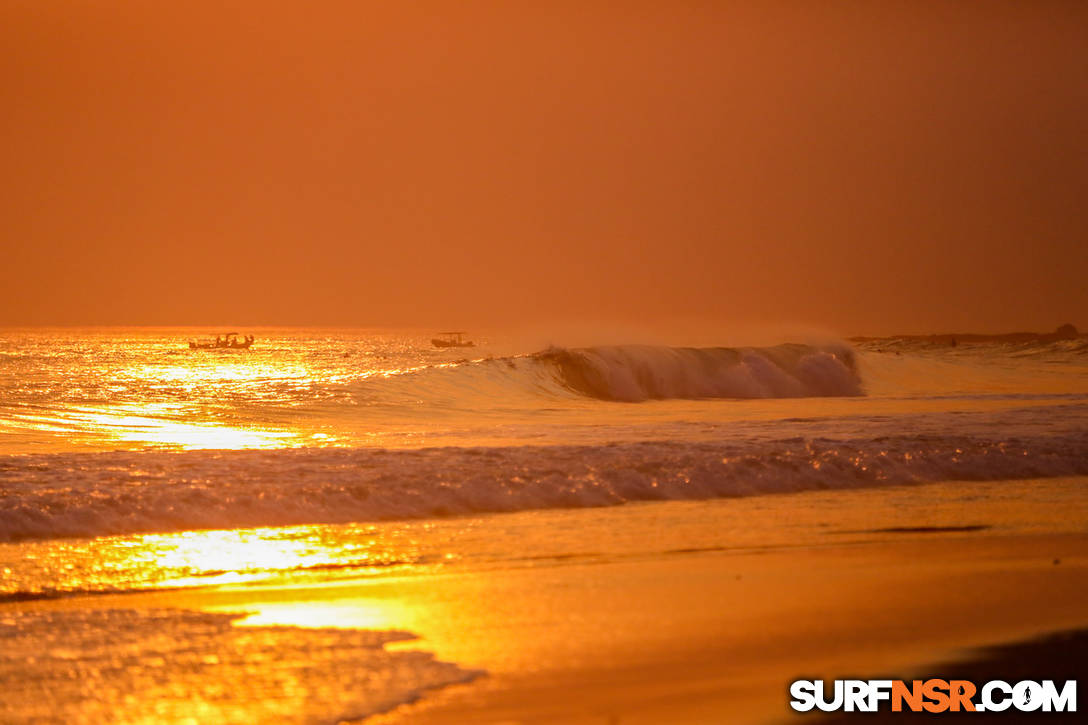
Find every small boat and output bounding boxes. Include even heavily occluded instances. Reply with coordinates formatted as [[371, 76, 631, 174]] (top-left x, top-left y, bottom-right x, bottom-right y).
[[188, 332, 254, 350], [431, 331, 475, 348]]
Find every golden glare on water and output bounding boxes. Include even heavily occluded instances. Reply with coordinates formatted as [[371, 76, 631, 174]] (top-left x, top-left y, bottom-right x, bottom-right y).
[[57, 404, 297, 450], [0, 339, 361, 450], [0, 331, 500, 453], [135, 526, 422, 587], [3, 525, 424, 598], [142, 529, 350, 586], [218, 599, 414, 632]]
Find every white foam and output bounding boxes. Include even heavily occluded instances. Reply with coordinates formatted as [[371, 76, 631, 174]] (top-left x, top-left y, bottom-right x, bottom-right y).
[[0, 608, 480, 724], [2, 426, 1085, 542]]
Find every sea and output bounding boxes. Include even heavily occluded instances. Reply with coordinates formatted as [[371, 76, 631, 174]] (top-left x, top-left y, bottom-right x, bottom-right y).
[[1, 328, 1086, 723]]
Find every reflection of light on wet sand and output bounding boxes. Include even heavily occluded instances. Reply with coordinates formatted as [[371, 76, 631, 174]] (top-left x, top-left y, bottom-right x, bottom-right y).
[[138, 527, 417, 584], [220, 599, 414, 632], [147, 529, 339, 581], [4, 525, 421, 598]]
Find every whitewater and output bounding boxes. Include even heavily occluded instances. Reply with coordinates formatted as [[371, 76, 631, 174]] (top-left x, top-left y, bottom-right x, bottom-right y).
[[1, 328, 1087, 543]]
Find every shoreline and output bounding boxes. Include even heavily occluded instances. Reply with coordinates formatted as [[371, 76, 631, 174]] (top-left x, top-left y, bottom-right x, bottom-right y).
[[7, 530, 1084, 724], [3, 478, 1086, 723], [366, 532, 1088, 724]]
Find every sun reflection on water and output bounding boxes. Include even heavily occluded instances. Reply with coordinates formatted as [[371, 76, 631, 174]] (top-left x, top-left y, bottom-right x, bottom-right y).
[[2, 524, 426, 598], [0, 333, 392, 451], [219, 599, 413, 632], [55, 404, 298, 450]]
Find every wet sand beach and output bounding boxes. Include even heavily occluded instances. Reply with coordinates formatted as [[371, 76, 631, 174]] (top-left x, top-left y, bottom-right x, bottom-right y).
[[4, 477, 1085, 723]]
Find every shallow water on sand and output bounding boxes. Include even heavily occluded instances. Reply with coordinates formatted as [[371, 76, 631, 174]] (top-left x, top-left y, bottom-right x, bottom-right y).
[[2, 477, 1085, 724]]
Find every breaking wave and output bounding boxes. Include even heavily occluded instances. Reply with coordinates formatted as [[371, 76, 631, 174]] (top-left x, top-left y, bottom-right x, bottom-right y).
[[2, 429, 1085, 542], [371, 343, 862, 405], [534, 343, 860, 401]]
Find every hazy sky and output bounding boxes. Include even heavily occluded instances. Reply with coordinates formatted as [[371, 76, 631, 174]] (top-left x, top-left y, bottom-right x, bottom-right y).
[[3, 1, 1086, 334]]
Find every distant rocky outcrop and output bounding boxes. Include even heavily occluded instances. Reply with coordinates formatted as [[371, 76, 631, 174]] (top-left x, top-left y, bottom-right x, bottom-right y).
[[852, 324, 1083, 345]]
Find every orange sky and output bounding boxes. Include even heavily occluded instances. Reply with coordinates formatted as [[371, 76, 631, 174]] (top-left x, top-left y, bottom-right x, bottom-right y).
[[3, 1, 1086, 334]]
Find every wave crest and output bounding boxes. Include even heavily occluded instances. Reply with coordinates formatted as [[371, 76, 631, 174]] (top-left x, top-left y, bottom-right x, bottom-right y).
[[536, 343, 860, 401]]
